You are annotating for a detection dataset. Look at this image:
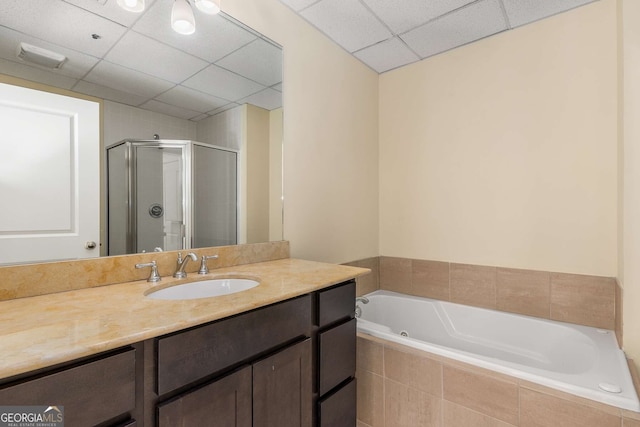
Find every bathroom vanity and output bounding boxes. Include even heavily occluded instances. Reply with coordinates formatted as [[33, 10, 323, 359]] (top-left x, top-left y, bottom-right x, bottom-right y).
[[0, 257, 363, 427]]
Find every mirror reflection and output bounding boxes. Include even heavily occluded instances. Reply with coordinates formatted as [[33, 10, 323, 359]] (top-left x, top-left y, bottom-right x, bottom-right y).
[[0, 0, 283, 264]]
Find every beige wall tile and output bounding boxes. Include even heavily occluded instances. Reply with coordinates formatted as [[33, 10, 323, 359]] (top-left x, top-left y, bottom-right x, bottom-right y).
[[357, 370, 384, 427], [624, 418, 640, 427], [443, 365, 519, 425], [412, 259, 450, 301], [520, 388, 620, 427], [384, 347, 442, 397], [550, 273, 616, 329], [450, 264, 497, 309], [443, 401, 516, 427], [496, 267, 550, 318], [345, 257, 380, 296], [357, 336, 384, 375], [518, 380, 621, 417], [380, 257, 412, 294], [384, 379, 441, 427], [616, 281, 623, 347]]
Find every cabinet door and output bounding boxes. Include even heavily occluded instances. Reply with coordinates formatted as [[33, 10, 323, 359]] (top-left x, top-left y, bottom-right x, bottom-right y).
[[253, 339, 312, 427], [157, 366, 251, 427]]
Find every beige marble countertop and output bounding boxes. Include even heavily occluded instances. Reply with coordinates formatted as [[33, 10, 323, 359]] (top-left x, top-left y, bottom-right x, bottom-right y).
[[0, 258, 369, 380]]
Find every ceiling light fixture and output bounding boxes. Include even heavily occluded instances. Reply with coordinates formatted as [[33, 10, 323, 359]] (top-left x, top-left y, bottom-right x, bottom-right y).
[[194, 0, 221, 15], [116, 0, 145, 13], [116, 0, 221, 35], [171, 0, 196, 35]]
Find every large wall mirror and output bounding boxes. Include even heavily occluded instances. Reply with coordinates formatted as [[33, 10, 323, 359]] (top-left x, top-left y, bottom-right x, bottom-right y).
[[0, 0, 283, 265]]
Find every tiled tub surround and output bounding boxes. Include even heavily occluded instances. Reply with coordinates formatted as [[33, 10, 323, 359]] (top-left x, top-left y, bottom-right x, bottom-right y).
[[357, 334, 640, 427], [346, 256, 622, 346]]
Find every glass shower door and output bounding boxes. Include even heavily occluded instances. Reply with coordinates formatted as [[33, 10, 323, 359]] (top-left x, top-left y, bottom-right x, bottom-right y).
[[193, 144, 237, 247], [134, 145, 185, 253]]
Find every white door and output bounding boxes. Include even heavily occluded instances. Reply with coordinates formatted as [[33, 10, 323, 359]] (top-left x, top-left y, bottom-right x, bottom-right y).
[[0, 83, 100, 264]]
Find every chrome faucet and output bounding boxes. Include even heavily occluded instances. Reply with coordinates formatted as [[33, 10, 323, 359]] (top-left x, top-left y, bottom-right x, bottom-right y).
[[174, 252, 197, 279], [198, 254, 219, 275], [135, 260, 161, 282], [355, 296, 369, 318]]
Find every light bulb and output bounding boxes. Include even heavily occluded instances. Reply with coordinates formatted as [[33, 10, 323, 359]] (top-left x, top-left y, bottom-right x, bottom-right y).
[[116, 0, 145, 13], [194, 0, 220, 15], [171, 0, 196, 35]]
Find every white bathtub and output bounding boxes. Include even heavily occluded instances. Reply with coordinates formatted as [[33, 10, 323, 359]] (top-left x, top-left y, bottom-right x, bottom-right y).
[[357, 290, 640, 412]]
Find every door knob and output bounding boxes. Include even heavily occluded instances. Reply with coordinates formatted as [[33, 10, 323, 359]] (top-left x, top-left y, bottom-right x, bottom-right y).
[[85, 241, 97, 249]]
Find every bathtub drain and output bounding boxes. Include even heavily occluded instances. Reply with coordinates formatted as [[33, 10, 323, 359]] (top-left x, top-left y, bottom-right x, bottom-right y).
[[399, 330, 409, 337]]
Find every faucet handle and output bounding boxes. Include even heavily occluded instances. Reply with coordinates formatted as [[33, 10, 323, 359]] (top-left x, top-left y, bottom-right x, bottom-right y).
[[198, 254, 219, 275], [135, 260, 161, 282]]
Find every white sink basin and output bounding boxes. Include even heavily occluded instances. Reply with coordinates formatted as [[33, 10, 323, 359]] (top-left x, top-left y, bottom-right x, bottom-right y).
[[146, 278, 259, 300]]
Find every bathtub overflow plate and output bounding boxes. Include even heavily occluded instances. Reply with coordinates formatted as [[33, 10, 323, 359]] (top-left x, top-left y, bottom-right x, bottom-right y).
[[399, 330, 409, 337], [598, 383, 622, 393]]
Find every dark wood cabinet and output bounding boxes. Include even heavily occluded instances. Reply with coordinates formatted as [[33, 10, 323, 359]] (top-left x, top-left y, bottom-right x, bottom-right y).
[[318, 379, 356, 427], [315, 281, 356, 427], [0, 348, 136, 427], [253, 339, 312, 427], [157, 366, 252, 427], [157, 339, 313, 427]]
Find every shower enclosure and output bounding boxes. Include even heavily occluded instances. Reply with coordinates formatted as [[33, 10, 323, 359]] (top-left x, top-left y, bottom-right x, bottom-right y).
[[106, 139, 237, 255]]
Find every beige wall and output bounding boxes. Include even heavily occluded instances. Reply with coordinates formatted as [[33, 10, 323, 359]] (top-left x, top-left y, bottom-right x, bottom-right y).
[[621, 0, 640, 373], [224, 0, 380, 264], [246, 104, 270, 243], [379, 0, 618, 277], [269, 108, 284, 241]]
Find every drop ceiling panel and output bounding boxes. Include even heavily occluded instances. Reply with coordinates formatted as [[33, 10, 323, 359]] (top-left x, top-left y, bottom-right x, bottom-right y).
[[239, 88, 283, 111], [354, 37, 419, 73], [83, 61, 174, 99], [215, 39, 283, 87], [279, 0, 319, 12], [502, 0, 597, 28], [140, 99, 202, 120], [300, 0, 392, 52], [133, 2, 257, 62], [105, 31, 208, 84], [0, 0, 127, 58], [155, 85, 229, 113], [401, 0, 508, 59], [0, 26, 99, 79], [0, 58, 77, 90], [61, 0, 158, 27], [208, 103, 240, 116], [72, 80, 150, 106], [362, 0, 476, 34], [182, 65, 265, 102]]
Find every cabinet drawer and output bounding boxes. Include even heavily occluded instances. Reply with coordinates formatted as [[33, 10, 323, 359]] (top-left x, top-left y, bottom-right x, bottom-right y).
[[157, 294, 311, 395], [318, 318, 356, 396], [317, 281, 355, 328], [318, 378, 356, 427], [0, 348, 136, 427]]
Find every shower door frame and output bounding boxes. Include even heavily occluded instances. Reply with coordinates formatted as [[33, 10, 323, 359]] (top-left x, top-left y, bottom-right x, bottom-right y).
[[106, 139, 239, 255]]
